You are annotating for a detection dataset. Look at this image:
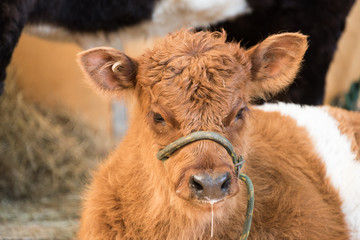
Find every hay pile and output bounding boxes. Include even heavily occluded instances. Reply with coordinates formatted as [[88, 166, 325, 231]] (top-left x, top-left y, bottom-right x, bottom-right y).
[[0, 73, 111, 200]]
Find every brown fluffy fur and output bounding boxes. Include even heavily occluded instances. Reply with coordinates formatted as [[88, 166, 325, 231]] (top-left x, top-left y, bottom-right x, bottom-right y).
[[326, 106, 360, 160], [77, 29, 351, 239]]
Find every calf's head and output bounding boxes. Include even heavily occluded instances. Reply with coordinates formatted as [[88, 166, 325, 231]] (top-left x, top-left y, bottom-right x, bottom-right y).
[[78, 29, 307, 208]]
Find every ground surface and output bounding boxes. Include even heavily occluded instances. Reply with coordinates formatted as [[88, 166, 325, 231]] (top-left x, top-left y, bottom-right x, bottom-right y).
[[0, 194, 79, 240]]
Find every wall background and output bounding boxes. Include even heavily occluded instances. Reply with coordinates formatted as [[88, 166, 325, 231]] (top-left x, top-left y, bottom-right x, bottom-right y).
[[325, 0, 360, 105], [10, 35, 112, 136]]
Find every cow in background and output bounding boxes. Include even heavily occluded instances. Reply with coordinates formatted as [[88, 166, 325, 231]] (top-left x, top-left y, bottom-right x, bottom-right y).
[[0, 0, 355, 105], [0, 0, 249, 94]]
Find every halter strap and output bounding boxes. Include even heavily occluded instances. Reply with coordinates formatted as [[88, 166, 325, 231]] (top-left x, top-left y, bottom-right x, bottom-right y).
[[156, 131, 254, 239]]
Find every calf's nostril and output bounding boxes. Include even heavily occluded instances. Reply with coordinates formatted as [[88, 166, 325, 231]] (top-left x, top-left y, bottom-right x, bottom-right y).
[[190, 176, 204, 192], [221, 176, 231, 192]]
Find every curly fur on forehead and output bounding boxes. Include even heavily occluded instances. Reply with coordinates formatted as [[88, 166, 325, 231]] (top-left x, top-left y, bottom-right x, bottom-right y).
[[137, 29, 251, 132]]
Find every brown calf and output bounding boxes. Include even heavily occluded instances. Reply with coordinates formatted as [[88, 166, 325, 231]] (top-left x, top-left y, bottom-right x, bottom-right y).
[[77, 29, 360, 239]]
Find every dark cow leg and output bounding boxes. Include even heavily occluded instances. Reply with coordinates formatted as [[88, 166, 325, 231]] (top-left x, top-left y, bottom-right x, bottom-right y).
[[0, 0, 36, 95], [0, 79, 4, 95]]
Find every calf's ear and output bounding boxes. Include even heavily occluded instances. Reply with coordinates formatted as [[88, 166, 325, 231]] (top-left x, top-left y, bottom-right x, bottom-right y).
[[77, 47, 138, 94], [247, 33, 308, 99]]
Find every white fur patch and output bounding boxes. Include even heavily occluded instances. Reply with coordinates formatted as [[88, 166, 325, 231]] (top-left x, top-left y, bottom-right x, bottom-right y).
[[151, 0, 251, 32], [258, 102, 360, 239]]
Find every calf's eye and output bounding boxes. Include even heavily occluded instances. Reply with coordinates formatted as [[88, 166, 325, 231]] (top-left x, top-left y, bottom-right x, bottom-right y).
[[154, 113, 165, 125], [235, 108, 246, 121]]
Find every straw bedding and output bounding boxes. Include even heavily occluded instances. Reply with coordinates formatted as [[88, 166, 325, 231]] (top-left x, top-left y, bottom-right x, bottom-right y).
[[0, 73, 112, 239]]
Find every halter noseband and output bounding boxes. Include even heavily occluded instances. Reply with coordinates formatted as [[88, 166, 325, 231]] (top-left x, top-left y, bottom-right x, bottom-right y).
[[157, 131, 254, 240]]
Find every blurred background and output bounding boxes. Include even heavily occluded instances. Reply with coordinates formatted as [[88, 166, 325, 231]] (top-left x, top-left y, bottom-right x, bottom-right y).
[[1, 0, 360, 238]]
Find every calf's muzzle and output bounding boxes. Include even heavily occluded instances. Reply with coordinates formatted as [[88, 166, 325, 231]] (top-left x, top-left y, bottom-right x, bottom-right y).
[[157, 131, 245, 201], [157, 131, 255, 239], [190, 171, 232, 201]]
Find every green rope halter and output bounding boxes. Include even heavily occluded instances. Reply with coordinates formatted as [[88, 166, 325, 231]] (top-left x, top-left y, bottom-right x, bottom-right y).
[[157, 131, 254, 240]]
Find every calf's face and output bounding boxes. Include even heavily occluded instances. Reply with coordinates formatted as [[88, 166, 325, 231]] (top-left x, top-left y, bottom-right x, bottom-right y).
[[78, 30, 307, 209]]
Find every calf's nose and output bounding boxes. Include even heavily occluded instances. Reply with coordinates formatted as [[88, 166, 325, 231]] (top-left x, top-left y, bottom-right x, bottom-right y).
[[189, 172, 232, 201]]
